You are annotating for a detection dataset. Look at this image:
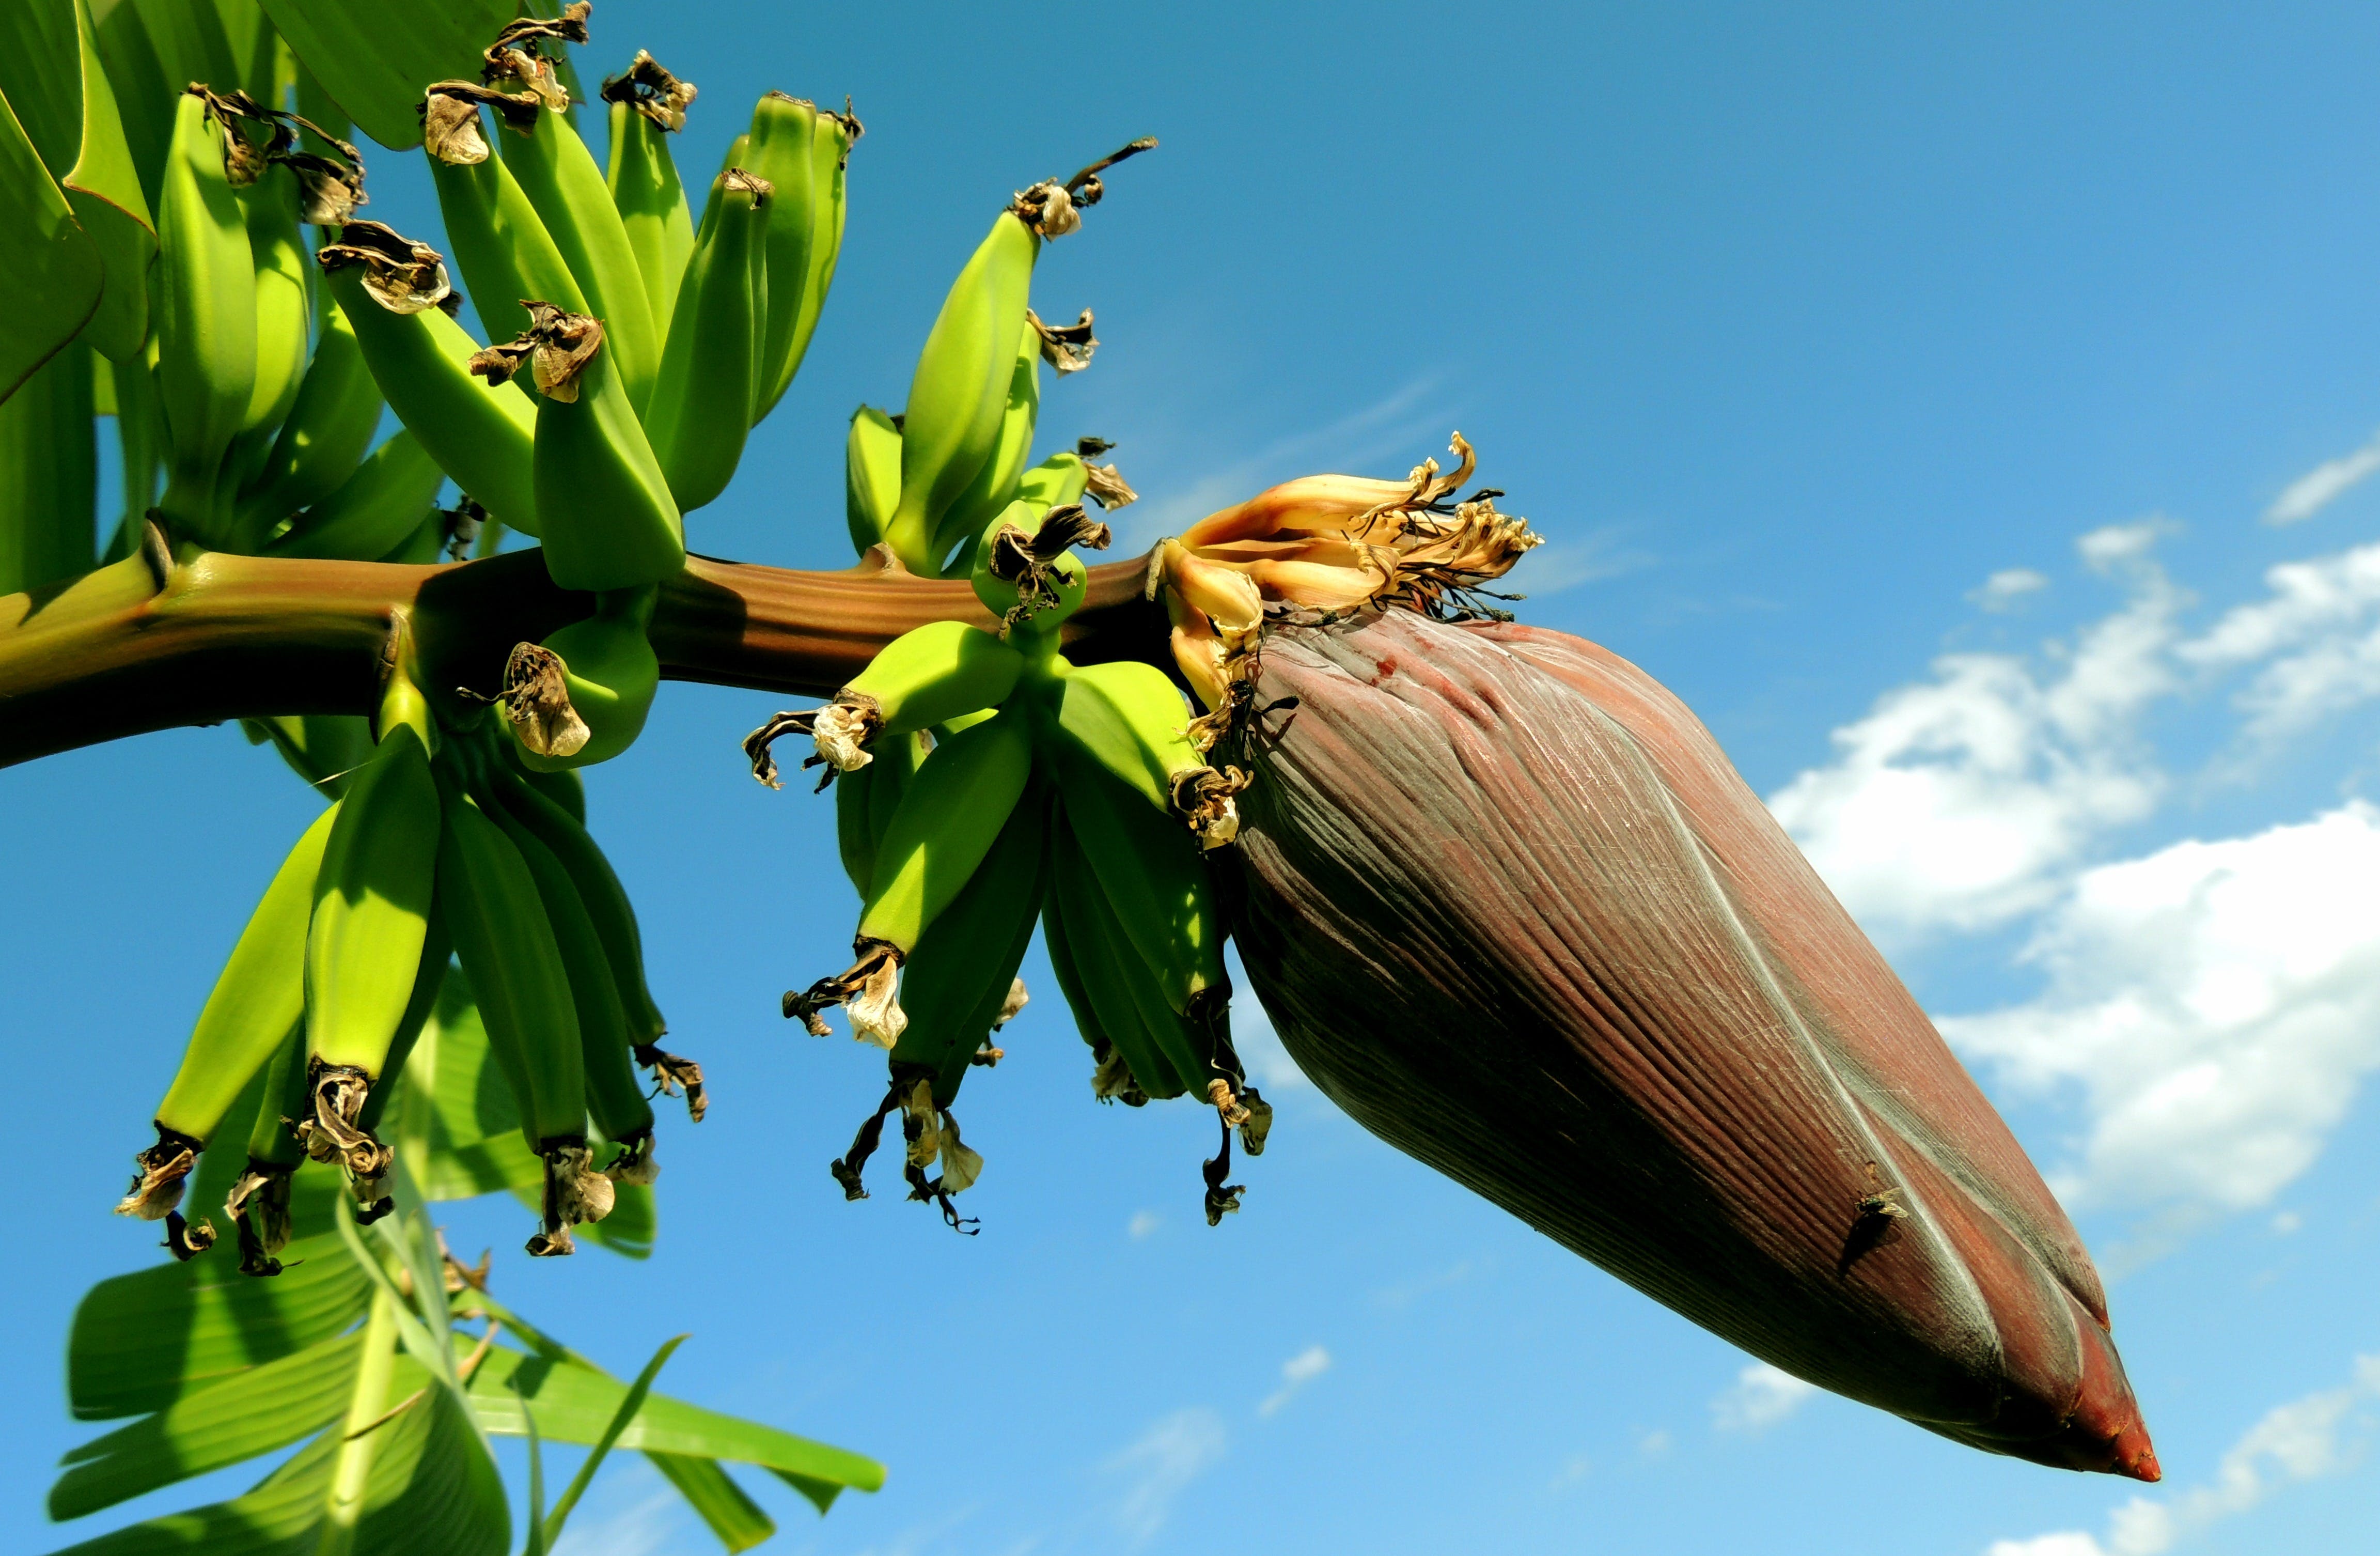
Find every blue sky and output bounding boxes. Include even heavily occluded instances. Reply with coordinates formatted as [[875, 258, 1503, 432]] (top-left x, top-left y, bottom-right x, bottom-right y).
[[9, 2, 2380, 1551]]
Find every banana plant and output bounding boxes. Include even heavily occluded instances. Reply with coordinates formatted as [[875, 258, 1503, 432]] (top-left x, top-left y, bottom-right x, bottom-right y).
[[48, 966, 882, 1555]]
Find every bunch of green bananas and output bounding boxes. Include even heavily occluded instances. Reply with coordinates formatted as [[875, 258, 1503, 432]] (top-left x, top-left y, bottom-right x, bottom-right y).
[[336, 9, 859, 776], [758, 493, 1269, 1230], [842, 141, 1150, 579], [115, 665, 703, 1270]]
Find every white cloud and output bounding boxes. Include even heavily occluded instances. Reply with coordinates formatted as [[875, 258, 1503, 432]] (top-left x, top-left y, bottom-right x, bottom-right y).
[[1105, 1408, 1227, 1547], [1972, 567, 2050, 611], [1986, 1535, 2107, 1556], [1258, 1346, 1332, 1417], [1127, 1209, 1161, 1239], [1710, 1363, 1819, 1433], [2180, 539, 2380, 746], [1987, 1356, 2380, 1556], [551, 1471, 688, 1556], [1939, 802, 2380, 1221], [2265, 432, 2380, 524], [1768, 525, 2180, 935]]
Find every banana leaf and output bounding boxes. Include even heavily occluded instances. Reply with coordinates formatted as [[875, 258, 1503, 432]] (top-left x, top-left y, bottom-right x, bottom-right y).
[[1, 345, 99, 594], [254, 0, 512, 152], [0, 82, 101, 401], [48, 1374, 507, 1556]]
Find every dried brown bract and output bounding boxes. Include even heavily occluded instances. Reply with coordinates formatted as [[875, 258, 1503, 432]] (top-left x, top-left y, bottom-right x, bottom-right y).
[[1027, 307, 1097, 374], [1082, 461, 1138, 510], [1011, 136, 1157, 238], [785, 938, 906, 1045], [1168, 765, 1250, 849], [420, 80, 542, 164], [481, 641, 590, 758], [600, 49, 698, 132], [316, 221, 452, 315], [114, 1124, 200, 1221], [633, 1043, 708, 1123], [480, 1, 588, 111]]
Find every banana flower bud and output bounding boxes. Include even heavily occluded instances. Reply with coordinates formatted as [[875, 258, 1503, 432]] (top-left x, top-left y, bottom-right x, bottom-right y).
[[1219, 608, 2159, 1480]]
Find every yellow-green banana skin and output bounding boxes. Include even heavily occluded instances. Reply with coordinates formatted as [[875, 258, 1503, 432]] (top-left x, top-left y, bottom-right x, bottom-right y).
[[890, 782, 1050, 1107], [427, 145, 588, 359], [1050, 660, 1203, 810], [151, 803, 341, 1143], [886, 212, 1037, 571], [305, 724, 440, 1076], [266, 430, 445, 561], [502, 110, 662, 414], [932, 320, 1041, 570], [646, 169, 768, 512], [532, 343, 684, 592], [837, 728, 925, 897], [743, 92, 817, 423], [154, 90, 257, 535], [436, 793, 587, 1149], [480, 760, 668, 1045], [785, 107, 853, 414], [1045, 823, 1187, 1099], [230, 163, 311, 511], [843, 621, 1024, 736], [238, 297, 385, 534], [858, 710, 1035, 952], [845, 405, 901, 555], [327, 265, 541, 536], [486, 787, 651, 1145], [608, 100, 695, 331]]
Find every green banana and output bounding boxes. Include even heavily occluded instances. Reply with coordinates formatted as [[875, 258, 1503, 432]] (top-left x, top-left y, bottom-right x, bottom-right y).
[[820, 620, 1024, 766], [930, 317, 1041, 572], [1035, 860, 1139, 1104], [645, 167, 769, 512], [264, 429, 445, 561], [741, 92, 841, 423], [1047, 740, 1228, 1019], [882, 209, 1038, 572], [236, 160, 310, 448], [968, 496, 1101, 636], [154, 88, 258, 539], [502, 738, 588, 823], [1017, 450, 1090, 510], [788, 711, 1034, 1046], [790, 105, 856, 403], [1044, 823, 1185, 1101], [604, 64, 696, 329], [502, 104, 662, 412], [321, 239, 541, 536], [426, 137, 588, 359], [845, 406, 902, 555], [297, 704, 440, 1208], [1046, 659, 1201, 813], [115, 802, 340, 1241], [435, 784, 600, 1255], [887, 780, 1048, 1109], [860, 709, 1036, 952], [478, 760, 654, 1181], [834, 727, 925, 896], [497, 585, 661, 770], [379, 503, 455, 564], [236, 292, 385, 535], [525, 308, 684, 591], [355, 913, 453, 1138]]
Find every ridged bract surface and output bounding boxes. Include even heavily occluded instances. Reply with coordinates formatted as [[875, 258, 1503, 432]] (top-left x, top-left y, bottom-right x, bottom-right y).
[[1223, 610, 2157, 1477]]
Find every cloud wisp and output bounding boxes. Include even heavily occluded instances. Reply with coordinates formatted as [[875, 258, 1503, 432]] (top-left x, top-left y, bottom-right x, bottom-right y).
[[1985, 1355, 2380, 1556], [1105, 1408, 1228, 1548], [1258, 1346, 1332, 1418], [1710, 1362, 1818, 1434], [2265, 432, 2380, 524]]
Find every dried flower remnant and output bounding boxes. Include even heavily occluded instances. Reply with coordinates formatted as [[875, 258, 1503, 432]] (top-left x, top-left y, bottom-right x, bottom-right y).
[[1011, 136, 1158, 239], [786, 938, 907, 1045], [987, 503, 1111, 630], [1027, 307, 1098, 374], [1219, 607, 2158, 1480], [420, 80, 542, 164], [479, 1, 589, 111], [470, 641, 591, 758], [527, 1139, 613, 1257], [317, 221, 452, 315], [291, 1063, 394, 1221], [469, 302, 604, 401], [1170, 765, 1250, 849], [114, 1124, 200, 1223], [600, 50, 698, 132], [1082, 460, 1138, 510], [225, 1162, 295, 1277], [635, 1043, 708, 1123]]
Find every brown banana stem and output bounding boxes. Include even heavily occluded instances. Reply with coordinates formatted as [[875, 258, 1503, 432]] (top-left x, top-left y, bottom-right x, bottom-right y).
[[0, 539, 1166, 768]]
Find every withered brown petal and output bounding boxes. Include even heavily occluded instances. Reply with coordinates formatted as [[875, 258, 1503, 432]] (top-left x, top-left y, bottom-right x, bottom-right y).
[[1222, 610, 2158, 1481]]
